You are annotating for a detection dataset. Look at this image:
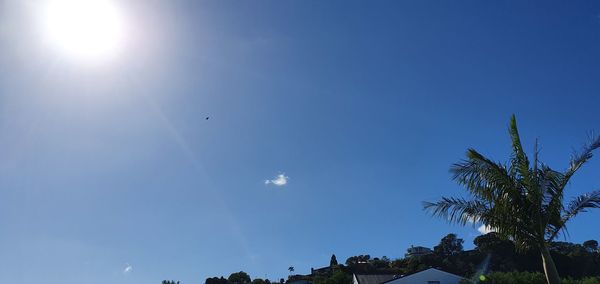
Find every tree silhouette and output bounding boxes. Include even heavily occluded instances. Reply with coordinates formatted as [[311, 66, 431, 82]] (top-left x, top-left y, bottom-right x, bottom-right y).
[[330, 254, 338, 267], [433, 233, 464, 257], [583, 240, 599, 253], [228, 271, 251, 284]]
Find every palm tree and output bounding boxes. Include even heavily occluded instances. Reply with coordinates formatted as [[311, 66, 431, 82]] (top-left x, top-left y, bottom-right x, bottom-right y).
[[423, 115, 600, 284]]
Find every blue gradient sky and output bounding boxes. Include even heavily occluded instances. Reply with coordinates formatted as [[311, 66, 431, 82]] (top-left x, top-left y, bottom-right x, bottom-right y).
[[1, 1, 600, 283]]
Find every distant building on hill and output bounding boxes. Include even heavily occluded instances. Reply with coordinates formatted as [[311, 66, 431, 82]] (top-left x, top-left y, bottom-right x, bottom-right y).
[[404, 245, 433, 258], [310, 266, 333, 277]]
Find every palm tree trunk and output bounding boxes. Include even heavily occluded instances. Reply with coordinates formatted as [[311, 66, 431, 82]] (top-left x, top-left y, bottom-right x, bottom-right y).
[[540, 245, 560, 284]]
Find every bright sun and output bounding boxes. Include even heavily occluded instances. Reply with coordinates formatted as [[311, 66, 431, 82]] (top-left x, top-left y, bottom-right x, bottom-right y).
[[41, 0, 126, 61]]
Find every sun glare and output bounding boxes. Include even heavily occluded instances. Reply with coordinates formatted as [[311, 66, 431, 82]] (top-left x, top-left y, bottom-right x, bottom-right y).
[[41, 0, 126, 61]]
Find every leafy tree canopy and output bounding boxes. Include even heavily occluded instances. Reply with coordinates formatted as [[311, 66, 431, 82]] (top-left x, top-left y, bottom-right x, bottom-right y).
[[434, 233, 464, 257], [228, 271, 251, 284], [206, 277, 229, 284], [583, 240, 598, 253]]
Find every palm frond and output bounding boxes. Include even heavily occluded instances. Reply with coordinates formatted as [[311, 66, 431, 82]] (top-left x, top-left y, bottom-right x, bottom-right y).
[[539, 166, 564, 206], [426, 116, 599, 253], [548, 190, 600, 241], [562, 134, 600, 188], [539, 166, 565, 236], [508, 115, 531, 185], [423, 197, 490, 226], [546, 134, 600, 233], [563, 190, 600, 221], [451, 149, 517, 202]]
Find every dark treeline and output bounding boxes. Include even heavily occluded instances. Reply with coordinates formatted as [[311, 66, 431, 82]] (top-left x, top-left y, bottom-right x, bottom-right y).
[[205, 271, 283, 284], [199, 233, 600, 284], [339, 233, 600, 279]]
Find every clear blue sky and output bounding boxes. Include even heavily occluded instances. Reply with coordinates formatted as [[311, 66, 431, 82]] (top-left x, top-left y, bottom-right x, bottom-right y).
[[1, 1, 599, 283]]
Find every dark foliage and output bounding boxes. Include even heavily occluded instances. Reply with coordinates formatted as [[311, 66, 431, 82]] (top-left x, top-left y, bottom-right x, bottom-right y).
[[434, 234, 464, 257], [204, 235, 599, 284], [583, 240, 599, 253], [206, 277, 229, 284], [252, 279, 269, 284], [228, 272, 251, 284], [313, 270, 352, 284], [330, 254, 338, 267], [341, 234, 599, 280]]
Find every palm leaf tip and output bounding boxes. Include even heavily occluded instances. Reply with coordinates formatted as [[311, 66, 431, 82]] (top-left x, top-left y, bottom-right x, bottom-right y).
[[509, 114, 519, 142], [568, 134, 600, 173], [565, 190, 600, 217]]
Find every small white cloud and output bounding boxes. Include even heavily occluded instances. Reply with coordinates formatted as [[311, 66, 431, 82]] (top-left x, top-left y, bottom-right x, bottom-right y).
[[123, 263, 133, 274], [265, 174, 289, 186], [477, 224, 495, 234]]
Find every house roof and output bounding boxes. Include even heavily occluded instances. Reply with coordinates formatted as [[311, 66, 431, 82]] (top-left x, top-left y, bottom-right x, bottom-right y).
[[380, 268, 463, 284], [354, 274, 397, 284]]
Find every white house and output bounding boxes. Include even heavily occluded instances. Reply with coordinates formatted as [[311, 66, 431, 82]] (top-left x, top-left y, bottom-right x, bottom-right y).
[[383, 268, 463, 284], [353, 274, 396, 284]]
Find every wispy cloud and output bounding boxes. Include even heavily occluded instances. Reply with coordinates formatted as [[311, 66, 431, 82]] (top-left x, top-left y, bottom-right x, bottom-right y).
[[478, 224, 495, 234], [123, 263, 133, 274], [265, 174, 289, 186]]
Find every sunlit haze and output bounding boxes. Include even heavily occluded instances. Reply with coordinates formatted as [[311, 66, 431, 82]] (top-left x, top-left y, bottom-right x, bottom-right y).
[[40, 0, 126, 61]]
